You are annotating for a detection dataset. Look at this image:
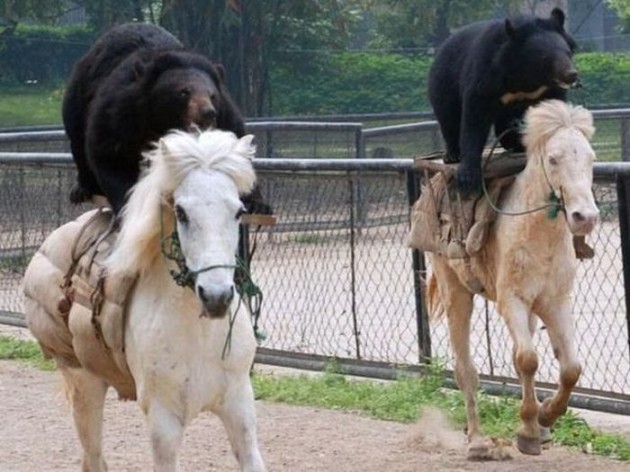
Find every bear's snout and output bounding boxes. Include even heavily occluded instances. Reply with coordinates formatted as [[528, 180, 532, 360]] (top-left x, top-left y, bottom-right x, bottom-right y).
[[188, 100, 217, 129], [556, 68, 579, 88]]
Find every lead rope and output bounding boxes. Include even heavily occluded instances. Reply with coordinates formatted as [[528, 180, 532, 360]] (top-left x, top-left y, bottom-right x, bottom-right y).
[[480, 127, 564, 219]]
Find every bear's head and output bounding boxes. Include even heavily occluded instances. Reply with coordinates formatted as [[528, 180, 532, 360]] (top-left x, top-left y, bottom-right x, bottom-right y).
[[139, 51, 233, 135], [501, 8, 578, 92]]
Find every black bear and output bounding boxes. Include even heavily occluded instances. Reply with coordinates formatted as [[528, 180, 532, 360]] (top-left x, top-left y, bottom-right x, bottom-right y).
[[428, 8, 578, 194], [63, 23, 266, 215]]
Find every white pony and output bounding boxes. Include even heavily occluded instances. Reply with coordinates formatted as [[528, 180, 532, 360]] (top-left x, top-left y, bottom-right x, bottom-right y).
[[426, 100, 598, 460], [24, 129, 266, 471]]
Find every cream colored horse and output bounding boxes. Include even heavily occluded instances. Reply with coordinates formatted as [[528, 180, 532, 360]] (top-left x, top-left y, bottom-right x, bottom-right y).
[[427, 100, 598, 459], [24, 129, 266, 471]]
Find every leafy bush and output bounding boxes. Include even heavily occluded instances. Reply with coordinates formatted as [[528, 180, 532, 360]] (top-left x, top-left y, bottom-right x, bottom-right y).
[[271, 52, 432, 115], [572, 52, 630, 106], [0, 24, 95, 84], [271, 51, 630, 115]]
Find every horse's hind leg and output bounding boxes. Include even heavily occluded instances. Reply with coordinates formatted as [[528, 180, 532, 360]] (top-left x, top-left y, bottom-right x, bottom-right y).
[[215, 376, 265, 472], [431, 259, 497, 460], [59, 366, 109, 472], [536, 301, 581, 431]]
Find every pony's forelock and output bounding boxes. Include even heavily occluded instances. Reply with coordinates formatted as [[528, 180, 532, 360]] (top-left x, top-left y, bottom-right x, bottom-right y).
[[522, 100, 595, 153], [106, 129, 256, 276]]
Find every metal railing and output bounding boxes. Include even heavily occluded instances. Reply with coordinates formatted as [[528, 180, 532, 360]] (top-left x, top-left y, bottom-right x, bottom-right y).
[[2, 150, 630, 414]]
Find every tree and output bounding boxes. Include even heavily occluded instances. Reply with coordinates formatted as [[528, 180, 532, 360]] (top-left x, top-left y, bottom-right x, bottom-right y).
[[362, 0, 522, 49], [607, 0, 630, 31]]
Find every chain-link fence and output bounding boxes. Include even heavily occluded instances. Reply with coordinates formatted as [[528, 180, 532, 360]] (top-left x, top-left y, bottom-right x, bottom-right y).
[[2, 121, 630, 412]]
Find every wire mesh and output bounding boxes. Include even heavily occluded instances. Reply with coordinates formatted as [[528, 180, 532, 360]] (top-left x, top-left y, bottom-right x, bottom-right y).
[[1, 121, 630, 405]]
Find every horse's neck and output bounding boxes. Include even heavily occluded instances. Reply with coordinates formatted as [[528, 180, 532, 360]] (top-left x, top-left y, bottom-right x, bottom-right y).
[[503, 154, 571, 246], [137, 259, 200, 315]]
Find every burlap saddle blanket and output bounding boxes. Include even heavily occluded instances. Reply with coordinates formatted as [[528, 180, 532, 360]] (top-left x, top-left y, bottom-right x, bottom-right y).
[[24, 209, 137, 400], [408, 168, 514, 258], [407, 153, 594, 260]]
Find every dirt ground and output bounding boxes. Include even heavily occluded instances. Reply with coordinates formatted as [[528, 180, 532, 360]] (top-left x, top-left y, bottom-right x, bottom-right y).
[[1, 358, 630, 472]]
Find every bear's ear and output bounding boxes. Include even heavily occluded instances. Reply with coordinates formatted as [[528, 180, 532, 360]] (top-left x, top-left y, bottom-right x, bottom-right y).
[[214, 63, 227, 83], [132, 59, 145, 81], [505, 19, 516, 39], [551, 8, 566, 30]]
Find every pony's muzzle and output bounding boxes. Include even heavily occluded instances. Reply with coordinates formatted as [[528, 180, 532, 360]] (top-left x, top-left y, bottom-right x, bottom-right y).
[[198, 284, 234, 318], [568, 209, 599, 236]]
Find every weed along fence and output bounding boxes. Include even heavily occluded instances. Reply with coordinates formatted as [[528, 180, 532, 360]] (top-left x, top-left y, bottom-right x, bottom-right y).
[[2, 117, 630, 415]]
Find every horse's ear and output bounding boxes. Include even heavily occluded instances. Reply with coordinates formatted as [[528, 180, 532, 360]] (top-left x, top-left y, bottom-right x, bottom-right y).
[[236, 134, 256, 160], [158, 137, 170, 156]]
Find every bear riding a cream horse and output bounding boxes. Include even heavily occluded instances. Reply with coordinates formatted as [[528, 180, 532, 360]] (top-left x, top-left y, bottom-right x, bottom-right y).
[[23, 129, 266, 471], [411, 100, 598, 460]]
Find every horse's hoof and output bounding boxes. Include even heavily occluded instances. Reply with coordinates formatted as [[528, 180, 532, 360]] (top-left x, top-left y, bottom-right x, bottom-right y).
[[539, 426, 552, 444], [516, 433, 541, 455]]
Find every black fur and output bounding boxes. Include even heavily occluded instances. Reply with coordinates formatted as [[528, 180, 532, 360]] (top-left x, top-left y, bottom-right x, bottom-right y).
[[428, 8, 578, 195], [62, 23, 269, 215]]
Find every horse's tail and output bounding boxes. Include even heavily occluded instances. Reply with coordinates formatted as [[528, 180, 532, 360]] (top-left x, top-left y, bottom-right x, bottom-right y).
[[426, 272, 445, 321]]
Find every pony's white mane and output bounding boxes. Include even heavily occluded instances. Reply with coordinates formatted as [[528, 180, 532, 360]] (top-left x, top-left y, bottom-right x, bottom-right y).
[[106, 129, 256, 276], [522, 99, 595, 154]]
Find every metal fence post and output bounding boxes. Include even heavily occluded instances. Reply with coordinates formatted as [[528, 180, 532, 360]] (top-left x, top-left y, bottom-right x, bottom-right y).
[[620, 136, 630, 362], [406, 168, 431, 362]]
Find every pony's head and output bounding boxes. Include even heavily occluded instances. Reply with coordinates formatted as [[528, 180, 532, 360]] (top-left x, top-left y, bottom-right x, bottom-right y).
[[107, 128, 256, 318], [522, 99, 598, 236]]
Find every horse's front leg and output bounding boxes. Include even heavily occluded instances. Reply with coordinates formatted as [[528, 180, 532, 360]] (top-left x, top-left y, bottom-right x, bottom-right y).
[[145, 400, 185, 472], [499, 295, 542, 455], [215, 376, 266, 472], [536, 300, 582, 430]]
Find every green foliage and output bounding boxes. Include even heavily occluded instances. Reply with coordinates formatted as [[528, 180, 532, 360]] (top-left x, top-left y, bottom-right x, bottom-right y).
[[571, 52, 630, 105], [0, 24, 95, 84], [272, 52, 431, 115], [366, 0, 521, 49], [0, 335, 55, 370]]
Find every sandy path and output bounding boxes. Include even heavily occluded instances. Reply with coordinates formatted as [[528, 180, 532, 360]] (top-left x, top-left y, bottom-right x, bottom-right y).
[[0, 360, 629, 472]]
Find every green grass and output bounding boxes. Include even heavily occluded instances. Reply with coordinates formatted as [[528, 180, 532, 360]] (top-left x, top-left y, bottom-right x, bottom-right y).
[[0, 85, 63, 127], [1, 334, 629, 461], [0, 335, 55, 370], [252, 364, 630, 461]]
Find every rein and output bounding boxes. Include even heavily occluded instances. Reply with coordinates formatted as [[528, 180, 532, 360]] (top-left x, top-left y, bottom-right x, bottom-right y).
[[159, 207, 266, 354], [480, 128, 564, 219]]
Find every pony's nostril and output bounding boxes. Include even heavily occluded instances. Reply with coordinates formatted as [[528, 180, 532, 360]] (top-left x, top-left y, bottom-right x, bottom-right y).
[[572, 211, 585, 222], [198, 285, 209, 303]]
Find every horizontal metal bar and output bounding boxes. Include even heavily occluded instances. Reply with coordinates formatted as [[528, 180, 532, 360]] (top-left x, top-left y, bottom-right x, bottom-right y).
[[254, 158, 414, 171], [3, 153, 630, 177], [0, 311, 26, 329], [0, 152, 72, 163], [363, 121, 438, 137], [0, 130, 67, 143], [247, 121, 363, 131]]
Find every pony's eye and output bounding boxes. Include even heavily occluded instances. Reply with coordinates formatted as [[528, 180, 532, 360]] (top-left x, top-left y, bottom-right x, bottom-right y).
[[180, 88, 190, 98], [175, 205, 189, 224], [235, 207, 245, 220]]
